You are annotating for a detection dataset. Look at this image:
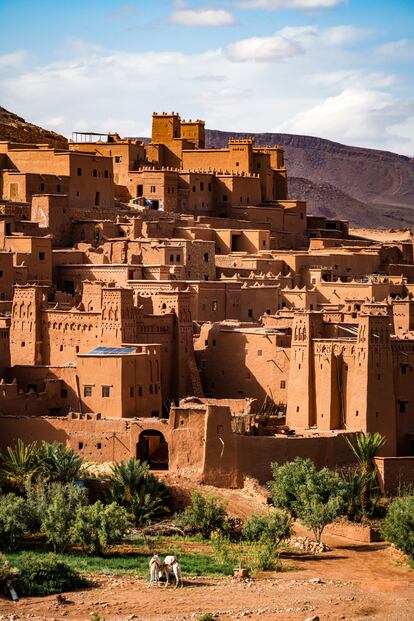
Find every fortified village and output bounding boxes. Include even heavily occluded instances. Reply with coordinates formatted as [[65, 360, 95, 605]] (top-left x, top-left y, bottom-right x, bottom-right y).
[[0, 111, 413, 491]]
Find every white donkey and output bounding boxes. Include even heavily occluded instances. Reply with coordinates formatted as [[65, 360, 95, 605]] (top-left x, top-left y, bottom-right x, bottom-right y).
[[162, 555, 183, 588], [148, 554, 162, 586]]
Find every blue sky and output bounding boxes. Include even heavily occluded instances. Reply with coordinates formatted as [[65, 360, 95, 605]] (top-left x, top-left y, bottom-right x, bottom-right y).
[[0, 0, 413, 154]]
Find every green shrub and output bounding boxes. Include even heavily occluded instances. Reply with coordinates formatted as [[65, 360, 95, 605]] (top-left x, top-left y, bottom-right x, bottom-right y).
[[70, 501, 131, 555], [381, 495, 414, 557], [0, 493, 32, 551], [242, 511, 291, 545], [176, 491, 229, 539], [38, 442, 84, 484], [0, 553, 19, 593], [17, 553, 87, 596], [249, 543, 282, 572], [108, 458, 168, 526], [41, 482, 87, 551], [270, 458, 347, 542], [0, 439, 40, 492], [197, 614, 216, 621]]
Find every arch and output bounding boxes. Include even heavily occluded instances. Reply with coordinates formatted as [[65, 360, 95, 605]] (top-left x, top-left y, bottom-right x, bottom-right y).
[[137, 430, 168, 470]]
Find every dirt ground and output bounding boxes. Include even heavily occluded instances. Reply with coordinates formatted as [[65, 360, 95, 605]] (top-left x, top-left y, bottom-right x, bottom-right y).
[[1, 482, 413, 621], [1, 527, 413, 621]]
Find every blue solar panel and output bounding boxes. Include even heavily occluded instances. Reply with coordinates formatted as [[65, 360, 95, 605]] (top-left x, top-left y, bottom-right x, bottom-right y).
[[86, 347, 136, 356]]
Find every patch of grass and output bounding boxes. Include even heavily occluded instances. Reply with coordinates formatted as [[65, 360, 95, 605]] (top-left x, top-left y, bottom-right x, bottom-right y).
[[7, 549, 233, 578], [409, 558, 414, 571]]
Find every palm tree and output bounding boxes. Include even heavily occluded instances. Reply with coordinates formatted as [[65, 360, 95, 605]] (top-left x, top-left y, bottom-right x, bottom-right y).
[[39, 442, 84, 483], [0, 439, 40, 492], [108, 458, 168, 526], [345, 432, 386, 515]]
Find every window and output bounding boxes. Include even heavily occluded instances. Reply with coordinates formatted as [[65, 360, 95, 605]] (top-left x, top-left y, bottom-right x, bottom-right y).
[[236, 161, 239, 166], [223, 195, 228, 202], [84, 385, 92, 397], [176, 254, 181, 262], [130, 387, 134, 397], [40, 182, 45, 192], [257, 162, 261, 169], [401, 364, 408, 375], [56, 184, 61, 193], [138, 386, 143, 396], [280, 380, 286, 389], [21, 341, 25, 347], [39, 251, 45, 261], [149, 384, 153, 394], [258, 349, 262, 356], [137, 184, 143, 197], [102, 386, 110, 398], [75, 346, 79, 353], [399, 401, 407, 414], [170, 254, 174, 262], [95, 191, 100, 206], [78, 442, 83, 450], [104, 170, 109, 178], [77, 167, 82, 176], [248, 309, 253, 318], [115, 155, 122, 163], [200, 182, 204, 191], [212, 339, 216, 346], [192, 186, 196, 192], [0, 271, 3, 278], [203, 253, 209, 262], [150, 185, 156, 193], [96, 442, 102, 449], [208, 183, 212, 192]]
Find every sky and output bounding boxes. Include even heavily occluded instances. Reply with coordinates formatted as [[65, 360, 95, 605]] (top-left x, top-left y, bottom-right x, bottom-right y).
[[0, 0, 413, 154]]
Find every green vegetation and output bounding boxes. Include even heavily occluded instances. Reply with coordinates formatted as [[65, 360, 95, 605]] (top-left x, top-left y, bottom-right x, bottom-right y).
[[270, 458, 347, 541], [107, 458, 168, 526], [0, 493, 32, 551], [345, 432, 386, 516], [0, 439, 40, 492], [38, 442, 84, 483], [176, 491, 229, 539], [14, 553, 87, 596], [70, 501, 131, 555], [381, 495, 414, 558]]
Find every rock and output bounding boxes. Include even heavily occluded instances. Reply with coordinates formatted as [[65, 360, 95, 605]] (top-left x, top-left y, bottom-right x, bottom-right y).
[[305, 617, 320, 621]]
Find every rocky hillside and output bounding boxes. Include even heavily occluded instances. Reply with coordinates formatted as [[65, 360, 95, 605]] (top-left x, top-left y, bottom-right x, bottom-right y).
[[206, 130, 414, 229], [0, 106, 68, 149]]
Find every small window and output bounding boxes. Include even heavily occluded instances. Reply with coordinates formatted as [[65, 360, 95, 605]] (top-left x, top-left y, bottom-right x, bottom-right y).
[[149, 384, 153, 394], [115, 155, 122, 163], [248, 309, 253, 318], [130, 387, 134, 397], [399, 401, 407, 413], [75, 346, 79, 353], [150, 185, 156, 193], [138, 386, 143, 396], [21, 341, 25, 347], [192, 186, 196, 192], [203, 253, 209, 262], [258, 349, 262, 356], [56, 184, 61, 193], [96, 442, 102, 449], [296, 405, 299, 412], [39, 251, 45, 261], [280, 380, 286, 389], [176, 254, 180, 262], [40, 182, 45, 192], [212, 339, 216, 346], [77, 167, 82, 176], [169, 254, 174, 262], [236, 161, 239, 167], [200, 182, 204, 191], [78, 442, 83, 450], [102, 386, 110, 398], [208, 183, 212, 192], [257, 162, 261, 169], [84, 385, 92, 397], [95, 191, 100, 206], [104, 170, 109, 178]]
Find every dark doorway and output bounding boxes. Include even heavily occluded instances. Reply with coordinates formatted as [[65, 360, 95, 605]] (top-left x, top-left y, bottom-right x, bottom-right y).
[[137, 430, 168, 470], [137, 184, 143, 197]]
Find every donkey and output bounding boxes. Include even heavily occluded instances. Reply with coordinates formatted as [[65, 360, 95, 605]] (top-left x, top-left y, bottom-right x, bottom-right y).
[[162, 555, 183, 587]]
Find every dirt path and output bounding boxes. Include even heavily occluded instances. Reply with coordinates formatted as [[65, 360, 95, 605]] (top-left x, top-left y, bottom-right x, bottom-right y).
[[1, 528, 413, 621]]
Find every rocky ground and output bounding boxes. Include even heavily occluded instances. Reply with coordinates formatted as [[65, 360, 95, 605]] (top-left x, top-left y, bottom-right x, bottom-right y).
[[1, 528, 412, 621]]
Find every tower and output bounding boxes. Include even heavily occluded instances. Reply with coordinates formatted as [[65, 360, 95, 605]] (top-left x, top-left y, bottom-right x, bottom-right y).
[[101, 286, 136, 345], [151, 112, 181, 144], [10, 285, 48, 366]]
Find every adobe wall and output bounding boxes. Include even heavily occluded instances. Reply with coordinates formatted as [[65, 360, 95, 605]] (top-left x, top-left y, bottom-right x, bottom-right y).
[[375, 456, 414, 494]]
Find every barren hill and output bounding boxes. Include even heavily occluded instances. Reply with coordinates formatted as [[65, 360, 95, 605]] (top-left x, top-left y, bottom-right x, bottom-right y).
[[206, 130, 414, 229], [0, 106, 68, 149]]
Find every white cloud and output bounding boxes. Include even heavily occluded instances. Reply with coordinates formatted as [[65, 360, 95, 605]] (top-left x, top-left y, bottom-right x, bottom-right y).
[[277, 24, 372, 47], [236, 0, 344, 10], [107, 3, 137, 20], [280, 88, 414, 152], [224, 33, 302, 61], [171, 9, 236, 27], [375, 39, 414, 60], [0, 49, 27, 69]]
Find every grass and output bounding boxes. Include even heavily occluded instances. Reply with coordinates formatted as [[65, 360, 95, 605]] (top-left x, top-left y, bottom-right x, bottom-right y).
[[7, 537, 234, 578]]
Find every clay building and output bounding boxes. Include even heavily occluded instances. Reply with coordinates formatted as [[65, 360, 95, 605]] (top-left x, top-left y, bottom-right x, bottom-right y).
[[0, 109, 413, 492]]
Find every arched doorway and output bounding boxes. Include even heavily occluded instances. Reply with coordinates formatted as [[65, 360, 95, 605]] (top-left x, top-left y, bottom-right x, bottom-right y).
[[137, 430, 168, 470]]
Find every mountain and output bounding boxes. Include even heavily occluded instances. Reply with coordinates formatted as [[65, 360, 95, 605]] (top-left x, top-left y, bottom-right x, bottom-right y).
[[0, 106, 68, 149], [206, 130, 414, 229]]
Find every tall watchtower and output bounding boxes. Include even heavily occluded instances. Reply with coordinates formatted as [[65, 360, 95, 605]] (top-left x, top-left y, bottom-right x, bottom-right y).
[[151, 112, 181, 144], [180, 119, 205, 149]]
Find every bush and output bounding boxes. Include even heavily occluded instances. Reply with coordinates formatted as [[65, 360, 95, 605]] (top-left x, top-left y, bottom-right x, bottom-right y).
[[17, 553, 87, 596], [70, 501, 131, 555], [176, 492, 229, 539], [242, 511, 291, 545], [381, 495, 414, 557], [108, 458, 168, 526], [0, 493, 32, 551], [41, 482, 87, 551], [0, 439, 40, 492], [270, 458, 347, 542], [38, 442, 84, 484]]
